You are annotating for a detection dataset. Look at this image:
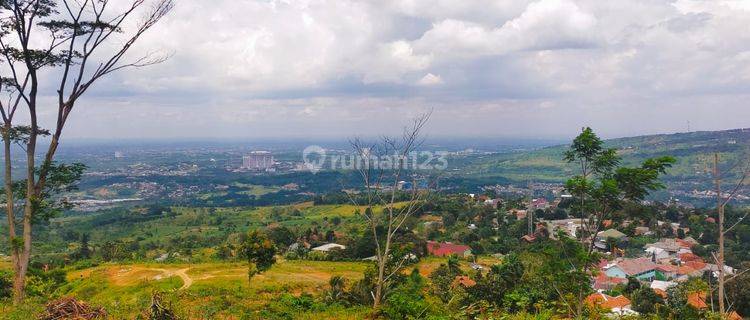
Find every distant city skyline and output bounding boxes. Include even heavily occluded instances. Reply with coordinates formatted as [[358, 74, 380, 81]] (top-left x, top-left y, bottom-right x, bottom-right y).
[[20, 0, 750, 140]]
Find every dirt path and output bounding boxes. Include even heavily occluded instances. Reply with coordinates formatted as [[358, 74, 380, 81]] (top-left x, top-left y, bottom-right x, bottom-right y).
[[173, 268, 192, 290], [140, 267, 193, 290]]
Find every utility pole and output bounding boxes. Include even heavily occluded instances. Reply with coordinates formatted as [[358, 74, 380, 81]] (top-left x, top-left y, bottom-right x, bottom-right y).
[[713, 153, 725, 316], [527, 180, 534, 235]]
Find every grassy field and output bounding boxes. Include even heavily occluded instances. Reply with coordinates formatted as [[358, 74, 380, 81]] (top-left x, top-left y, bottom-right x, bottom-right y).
[[1, 254, 499, 319], [2, 259, 371, 319]]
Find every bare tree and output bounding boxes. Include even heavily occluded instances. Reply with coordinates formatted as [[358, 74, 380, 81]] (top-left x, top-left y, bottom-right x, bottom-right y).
[[0, 0, 173, 303], [711, 152, 750, 317], [348, 113, 432, 308]]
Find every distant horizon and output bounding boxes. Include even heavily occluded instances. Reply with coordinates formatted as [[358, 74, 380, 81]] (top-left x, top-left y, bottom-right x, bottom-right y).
[[55, 126, 749, 147]]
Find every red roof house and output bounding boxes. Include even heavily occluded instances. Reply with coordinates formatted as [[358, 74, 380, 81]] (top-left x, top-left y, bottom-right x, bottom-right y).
[[585, 293, 632, 310], [687, 292, 708, 310], [452, 275, 477, 288], [426, 241, 472, 257]]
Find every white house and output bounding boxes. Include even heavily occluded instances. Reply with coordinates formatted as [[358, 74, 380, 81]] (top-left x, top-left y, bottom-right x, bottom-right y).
[[645, 247, 669, 261], [311, 243, 346, 252]]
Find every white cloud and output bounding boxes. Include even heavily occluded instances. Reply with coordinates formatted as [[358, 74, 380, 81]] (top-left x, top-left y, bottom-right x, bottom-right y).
[[417, 73, 444, 86], [39, 0, 750, 140]]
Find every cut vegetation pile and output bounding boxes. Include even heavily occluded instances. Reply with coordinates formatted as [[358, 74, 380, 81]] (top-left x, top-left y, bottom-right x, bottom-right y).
[[39, 297, 106, 320]]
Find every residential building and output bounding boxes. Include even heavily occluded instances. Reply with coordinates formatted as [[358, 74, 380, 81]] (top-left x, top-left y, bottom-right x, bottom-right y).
[[603, 258, 660, 281], [426, 241, 472, 258], [311, 243, 346, 252]]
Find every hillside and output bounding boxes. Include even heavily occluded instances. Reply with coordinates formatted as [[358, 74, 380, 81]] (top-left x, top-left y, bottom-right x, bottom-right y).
[[454, 128, 750, 203]]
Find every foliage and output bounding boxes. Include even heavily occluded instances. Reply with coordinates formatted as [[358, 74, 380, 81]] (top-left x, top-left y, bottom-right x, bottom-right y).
[[241, 230, 277, 279], [0, 269, 12, 298], [563, 127, 675, 254], [630, 286, 663, 314], [382, 269, 447, 320]]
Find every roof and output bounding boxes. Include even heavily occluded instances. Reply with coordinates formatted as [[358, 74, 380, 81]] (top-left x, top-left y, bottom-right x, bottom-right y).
[[682, 236, 699, 245], [728, 311, 743, 320], [653, 288, 668, 298], [650, 280, 677, 291], [610, 258, 657, 276], [598, 229, 627, 239], [452, 276, 476, 288], [679, 252, 702, 262], [593, 273, 627, 290], [687, 292, 708, 309], [585, 293, 631, 310], [311, 243, 346, 252], [678, 265, 700, 276], [426, 241, 471, 257], [656, 264, 678, 273], [684, 260, 707, 272], [646, 238, 683, 252]]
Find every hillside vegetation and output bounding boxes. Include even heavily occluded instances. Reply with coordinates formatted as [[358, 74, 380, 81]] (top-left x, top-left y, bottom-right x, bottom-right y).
[[461, 128, 750, 183]]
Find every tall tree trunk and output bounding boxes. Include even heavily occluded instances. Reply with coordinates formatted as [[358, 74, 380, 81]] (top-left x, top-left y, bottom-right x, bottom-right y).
[[14, 92, 37, 304], [373, 220, 392, 308], [3, 123, 21, 304]]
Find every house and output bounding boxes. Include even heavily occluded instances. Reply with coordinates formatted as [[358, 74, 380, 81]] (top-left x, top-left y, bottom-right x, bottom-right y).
[[634, 226, 652, 236], [311, 243, 346, 252], [676, 265, 702, 281], [682, 261, 707, 275], [426, 241, 472, 258], [645, 238, 691, 257], [595, 229, 628, 251], [593, 273, 627, 291], [645, 247, 670, 261], [678, 252, 703, 263], [603, 258, 660, 281], [509, 209, 527, 220], [484, 198, 502, 208], [655, 264, 679, 279], [452, 276, 476, 288], [585, 293, 633, 313], [545, 218, 584, 238], [650, 280, 677, 292], [530, 198, 549, 210], [687, 292, 708, 310], [677, 237, 699, 248], [597, 229, 627, 241]]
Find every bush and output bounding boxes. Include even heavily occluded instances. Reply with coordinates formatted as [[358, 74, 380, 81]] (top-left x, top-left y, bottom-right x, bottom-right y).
[[0, 269, 12, 298], [26, 268, 67, 298]]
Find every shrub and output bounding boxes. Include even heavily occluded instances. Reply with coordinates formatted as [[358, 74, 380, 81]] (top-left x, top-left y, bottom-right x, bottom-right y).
[[0, 269, 12, 298]]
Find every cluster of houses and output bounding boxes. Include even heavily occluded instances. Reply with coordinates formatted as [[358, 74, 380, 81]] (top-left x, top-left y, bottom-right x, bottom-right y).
[[587, 236, 740, 318]]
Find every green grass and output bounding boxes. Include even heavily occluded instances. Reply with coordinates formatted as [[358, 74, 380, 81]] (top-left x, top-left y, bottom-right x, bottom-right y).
[[1, 259, 371, 319]]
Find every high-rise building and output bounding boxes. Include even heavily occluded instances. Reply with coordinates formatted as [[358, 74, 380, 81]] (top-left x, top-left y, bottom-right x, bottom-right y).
[[242, 151, 274, 170]]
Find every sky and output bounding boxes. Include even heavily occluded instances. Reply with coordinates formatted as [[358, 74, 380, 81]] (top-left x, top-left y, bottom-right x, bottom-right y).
[[37, 0, 750, 141]]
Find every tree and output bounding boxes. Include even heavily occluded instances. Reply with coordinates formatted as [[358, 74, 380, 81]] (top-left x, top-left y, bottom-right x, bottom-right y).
[[624, 276, 641, 294], [77, 233, 90, 260], [631, 286, 663, 314], [563, 128, 675, 256], [726, 262, 750, 317], [348, 113, 433, 308], [562, 128, 673, 317], [0, 0, 173, 303], [242, 230, 277, 280]]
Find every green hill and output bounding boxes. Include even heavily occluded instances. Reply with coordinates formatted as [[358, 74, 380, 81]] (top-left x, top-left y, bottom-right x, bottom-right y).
[[460, 128, 750, 182]]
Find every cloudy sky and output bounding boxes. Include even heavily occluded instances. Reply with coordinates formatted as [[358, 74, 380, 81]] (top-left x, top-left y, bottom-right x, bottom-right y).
[[50, 0, 750, 140]]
